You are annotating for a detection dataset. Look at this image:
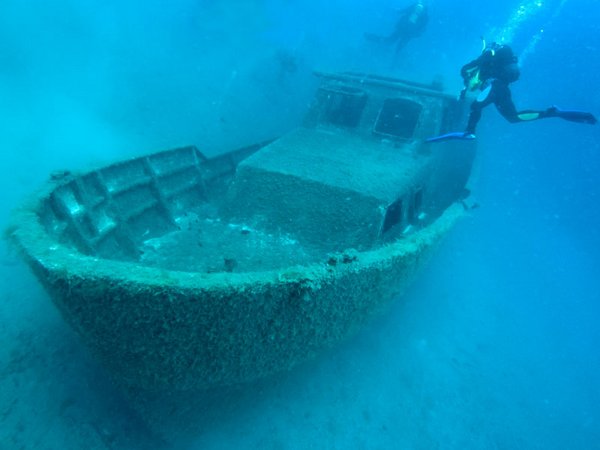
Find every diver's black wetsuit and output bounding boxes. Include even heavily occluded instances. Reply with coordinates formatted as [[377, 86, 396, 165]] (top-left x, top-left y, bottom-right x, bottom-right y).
[[462, 44, 535, 134], [365, 2, 428, 55], [388, 2, 428, 54], [461, 43, 597, 135]]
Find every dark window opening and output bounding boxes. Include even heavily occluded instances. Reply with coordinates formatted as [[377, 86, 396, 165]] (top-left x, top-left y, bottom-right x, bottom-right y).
[[320, 86, 367, 128], [374, 98, 422, 138], [382, 198, 403, 234]]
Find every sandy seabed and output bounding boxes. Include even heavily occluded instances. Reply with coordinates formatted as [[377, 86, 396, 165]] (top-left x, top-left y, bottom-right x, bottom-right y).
[[1, 215, 599, 449]]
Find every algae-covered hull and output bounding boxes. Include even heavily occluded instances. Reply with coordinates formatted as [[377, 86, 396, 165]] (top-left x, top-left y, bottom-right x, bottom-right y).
[[8, 72, 475, 392]]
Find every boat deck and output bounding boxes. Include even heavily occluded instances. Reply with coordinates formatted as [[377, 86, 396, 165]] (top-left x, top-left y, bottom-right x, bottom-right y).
[[139, 205, 324, 273]]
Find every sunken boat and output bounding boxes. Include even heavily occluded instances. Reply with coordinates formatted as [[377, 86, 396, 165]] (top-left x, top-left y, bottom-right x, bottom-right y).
[[8, 72, 475, 393]]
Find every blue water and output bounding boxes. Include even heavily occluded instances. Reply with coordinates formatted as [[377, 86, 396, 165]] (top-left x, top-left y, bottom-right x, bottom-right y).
[[1, 0, 599, 448]]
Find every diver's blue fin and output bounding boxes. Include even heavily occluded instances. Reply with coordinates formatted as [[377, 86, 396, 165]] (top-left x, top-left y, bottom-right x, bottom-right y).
[[425, 132, 476, 143], [546, 106, 597, 125]]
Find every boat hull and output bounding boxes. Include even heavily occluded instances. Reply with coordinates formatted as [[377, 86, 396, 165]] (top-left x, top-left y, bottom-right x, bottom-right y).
[[11, 200, 463, 392], [8, 71, 475, 393]]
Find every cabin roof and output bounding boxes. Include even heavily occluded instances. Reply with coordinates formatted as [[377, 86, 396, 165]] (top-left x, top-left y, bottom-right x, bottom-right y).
[[313, 71, 452, 99], [240, 128, 426, 204]]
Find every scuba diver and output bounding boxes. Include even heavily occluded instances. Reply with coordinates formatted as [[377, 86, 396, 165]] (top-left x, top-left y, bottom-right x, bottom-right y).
[[428, 41, 597, 142], [364, 1, 429, 56]]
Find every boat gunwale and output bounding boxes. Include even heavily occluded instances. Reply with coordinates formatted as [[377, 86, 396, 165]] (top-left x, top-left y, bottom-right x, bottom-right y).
[[7, 175, 466, 292]]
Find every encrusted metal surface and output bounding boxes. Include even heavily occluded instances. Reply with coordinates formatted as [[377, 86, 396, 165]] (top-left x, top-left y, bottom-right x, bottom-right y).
[[7, 72, 475, 392]]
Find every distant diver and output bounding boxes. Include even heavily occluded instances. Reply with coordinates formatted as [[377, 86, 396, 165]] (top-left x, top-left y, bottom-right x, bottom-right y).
[[364, 1, 429, 56], [427, 41, 597, 143]]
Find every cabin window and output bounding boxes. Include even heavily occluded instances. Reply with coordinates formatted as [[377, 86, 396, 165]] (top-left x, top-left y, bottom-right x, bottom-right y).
[[374, 98, 422, 138], [382, 198, 403, 234], [320, 86, 367, 128]]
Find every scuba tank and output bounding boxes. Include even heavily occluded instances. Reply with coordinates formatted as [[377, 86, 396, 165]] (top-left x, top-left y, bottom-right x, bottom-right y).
[[462, 38, 520, 95]]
